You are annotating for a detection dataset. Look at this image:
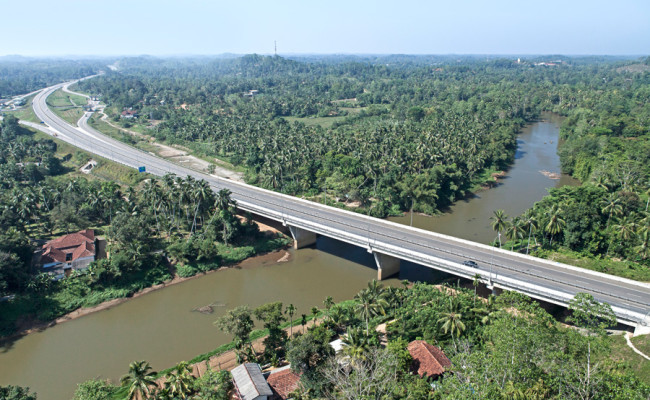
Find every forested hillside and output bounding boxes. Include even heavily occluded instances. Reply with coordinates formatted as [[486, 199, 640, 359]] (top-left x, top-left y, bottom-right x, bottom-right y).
[[0, 58, 106, 98]]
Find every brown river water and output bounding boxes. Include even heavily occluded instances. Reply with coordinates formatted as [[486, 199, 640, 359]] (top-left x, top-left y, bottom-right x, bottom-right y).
[[0, 113, 577, 400]]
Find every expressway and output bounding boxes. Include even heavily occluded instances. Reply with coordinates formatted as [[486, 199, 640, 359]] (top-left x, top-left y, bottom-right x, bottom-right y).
[[31, 79, 650, 331]]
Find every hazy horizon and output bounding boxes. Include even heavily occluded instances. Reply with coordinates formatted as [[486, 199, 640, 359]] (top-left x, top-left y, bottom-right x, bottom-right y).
[[2, 0, 648, 57]]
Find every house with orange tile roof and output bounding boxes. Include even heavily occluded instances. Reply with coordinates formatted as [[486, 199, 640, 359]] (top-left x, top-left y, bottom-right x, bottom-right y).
[[266, 366, 300, 400], [40, 229, 97, 278], [407, 340, 452, 379]]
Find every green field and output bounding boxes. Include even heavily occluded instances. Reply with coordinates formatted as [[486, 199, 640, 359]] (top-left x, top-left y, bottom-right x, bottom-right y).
[[46, 88, 88, 107]]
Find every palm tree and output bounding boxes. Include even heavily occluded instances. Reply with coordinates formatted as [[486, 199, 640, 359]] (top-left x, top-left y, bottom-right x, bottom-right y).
[[490, 209, 509, 248], [522, 210, 538, 255], [164, 361, 194, 399], [323, 296, 334, 322], [634, 230, 650, 260], [354, 285, 389, 334], [600, 194, 622, 228], [300, 314, 307, 333], [437, 298, 466, 347], [286, 304, 296, 336], [506, 217, 525, 251], [472, 273, 482, 306], [120, 360, 157, 400], [341, 326, 372, 364], [544, 205, 565, 246], [611, 216, 638, 256]]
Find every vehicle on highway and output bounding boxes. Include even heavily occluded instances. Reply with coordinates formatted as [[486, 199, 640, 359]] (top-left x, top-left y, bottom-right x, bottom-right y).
[[462, 260, 479, 268]]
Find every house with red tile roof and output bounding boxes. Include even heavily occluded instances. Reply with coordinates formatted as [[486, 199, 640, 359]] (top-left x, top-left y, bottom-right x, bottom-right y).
[[407, 340, 451, 379], [40, 229, 96, 278], [120, 109, 138, 119], [266, 366, 300, 400]]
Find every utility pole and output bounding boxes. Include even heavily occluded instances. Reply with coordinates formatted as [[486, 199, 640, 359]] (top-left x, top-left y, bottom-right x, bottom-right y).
[[274, 41, 277, 56]]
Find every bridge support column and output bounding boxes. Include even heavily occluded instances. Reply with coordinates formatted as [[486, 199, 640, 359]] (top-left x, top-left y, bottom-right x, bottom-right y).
[[288, 226, 317, 249], [634, 316, 650, 337], [487, 285, 502, 296], [374, 252, 400, 280]]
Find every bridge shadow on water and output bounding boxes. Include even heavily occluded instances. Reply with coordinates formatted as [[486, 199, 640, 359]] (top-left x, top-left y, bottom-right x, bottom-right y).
[[313, 236, 455, 285]]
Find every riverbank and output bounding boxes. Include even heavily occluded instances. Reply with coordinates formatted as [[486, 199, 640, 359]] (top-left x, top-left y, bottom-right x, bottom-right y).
[[5, 248, 293, 341]]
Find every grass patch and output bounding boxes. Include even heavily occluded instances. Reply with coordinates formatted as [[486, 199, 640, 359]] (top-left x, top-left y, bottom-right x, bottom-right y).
[[32, 129, 150, 186], [606, 334, 650, 385], [88, 114, 144, 146], [53, 107, 84, 125], [46, 89, 87, 107], [46, 89, 87, 125], [534, 249, 650, 282], [631, 334, 650, 358]]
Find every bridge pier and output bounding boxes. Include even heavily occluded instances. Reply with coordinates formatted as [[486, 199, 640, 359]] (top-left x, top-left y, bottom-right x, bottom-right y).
[[634, 315, 650, 337], [288, 226, 317, 249], [487, 285, 502, 296], [374, 252, 400, 280]]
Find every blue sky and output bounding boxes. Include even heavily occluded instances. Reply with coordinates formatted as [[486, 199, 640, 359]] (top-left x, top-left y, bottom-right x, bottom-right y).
[[3, 0, 649, 56]]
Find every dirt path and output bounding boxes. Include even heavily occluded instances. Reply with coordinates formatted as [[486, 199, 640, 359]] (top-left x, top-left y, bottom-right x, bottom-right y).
[[626, 332, 650, 361]]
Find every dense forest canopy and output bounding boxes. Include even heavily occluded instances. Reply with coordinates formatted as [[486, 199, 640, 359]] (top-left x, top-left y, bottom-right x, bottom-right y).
[[0, 57, 109, 98]]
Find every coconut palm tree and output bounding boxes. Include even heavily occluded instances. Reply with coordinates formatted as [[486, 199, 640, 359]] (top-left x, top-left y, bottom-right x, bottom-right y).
[[506, 217, 525, 251], [285, 304, 296, 336], [522, 210, 538, 255], [120, 360, 157, 400], [164, 361, 194, 399], [341, 326, 372, 364], [490, 209, 509, 248], [354, 285, 389, 334], [600, 194, 622, 229], [323, 296, 334, 322], [437, 298, 466, 347], [472, 273, 482, 306], [611, 216, 638, 256], [634, 230, 650, 260], [544, 205, 565, 246]]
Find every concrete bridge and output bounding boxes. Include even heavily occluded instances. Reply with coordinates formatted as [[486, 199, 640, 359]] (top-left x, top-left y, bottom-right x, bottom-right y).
[[29, 79, 650, 334]]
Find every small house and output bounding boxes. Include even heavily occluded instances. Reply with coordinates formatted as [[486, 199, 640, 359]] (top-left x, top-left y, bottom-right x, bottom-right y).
[[232, 363, 273, 400], [120, 109, 138, 119], [407, 340, 451, 379], [40, 229, 97, 279], [266, 366, 300, 400]]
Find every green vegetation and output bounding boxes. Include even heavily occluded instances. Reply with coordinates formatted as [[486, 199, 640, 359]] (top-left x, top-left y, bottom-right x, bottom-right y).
[[2, 94, 41, 124], [41, 89, 88, 125], [0, 58, 103, 98], [82, 281, 650, 399], [45, 89, 87, 108], [0, 114, 289, 337], [79, 55, 547, 217]]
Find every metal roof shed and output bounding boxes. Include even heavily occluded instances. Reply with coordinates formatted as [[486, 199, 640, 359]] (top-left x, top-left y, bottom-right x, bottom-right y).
[[232, 363, 273, 400]]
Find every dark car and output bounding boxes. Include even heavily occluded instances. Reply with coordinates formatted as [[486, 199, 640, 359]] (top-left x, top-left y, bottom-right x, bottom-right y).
[[462, 260, 479, 268]]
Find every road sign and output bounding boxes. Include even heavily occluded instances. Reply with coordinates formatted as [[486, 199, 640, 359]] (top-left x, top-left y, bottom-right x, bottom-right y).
[[138, 166, 146, 173]]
